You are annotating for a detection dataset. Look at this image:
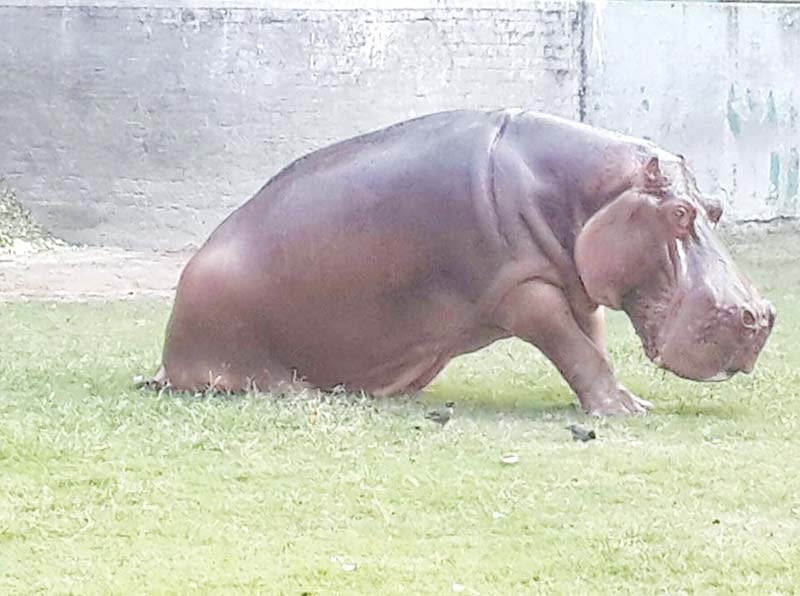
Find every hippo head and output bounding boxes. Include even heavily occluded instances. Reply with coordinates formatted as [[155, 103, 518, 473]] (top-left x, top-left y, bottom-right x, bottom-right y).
[[575, 150, 775, 381]]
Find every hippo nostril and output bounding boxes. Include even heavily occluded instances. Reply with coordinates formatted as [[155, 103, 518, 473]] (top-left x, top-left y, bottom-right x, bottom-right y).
[[741, 308, 757, 328]]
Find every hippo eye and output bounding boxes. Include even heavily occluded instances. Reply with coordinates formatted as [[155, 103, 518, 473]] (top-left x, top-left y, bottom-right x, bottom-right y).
[[669, 203, 695, 237]]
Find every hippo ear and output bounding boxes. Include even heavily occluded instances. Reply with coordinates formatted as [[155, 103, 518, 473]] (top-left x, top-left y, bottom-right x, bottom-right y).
[[700, 193, 724, 224], [643, 156, 660, 181], [575, 192, 669, 309]]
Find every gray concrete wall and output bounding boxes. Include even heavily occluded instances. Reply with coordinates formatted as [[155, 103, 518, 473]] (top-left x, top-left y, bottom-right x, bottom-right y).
[[0, 0, 798, 248], [584, 1, 800, 223]]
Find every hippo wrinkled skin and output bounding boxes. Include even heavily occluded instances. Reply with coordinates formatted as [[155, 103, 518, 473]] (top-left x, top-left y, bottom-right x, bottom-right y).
[[147, 109, 775, 416]]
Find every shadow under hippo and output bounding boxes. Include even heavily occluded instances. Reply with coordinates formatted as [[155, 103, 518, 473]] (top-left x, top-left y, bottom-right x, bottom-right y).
[[144, 109, 776, 416]]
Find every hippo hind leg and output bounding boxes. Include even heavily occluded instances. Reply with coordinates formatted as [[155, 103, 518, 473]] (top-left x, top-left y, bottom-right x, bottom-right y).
[[158, 251, 298, 394], [163, 299, 296, 394]]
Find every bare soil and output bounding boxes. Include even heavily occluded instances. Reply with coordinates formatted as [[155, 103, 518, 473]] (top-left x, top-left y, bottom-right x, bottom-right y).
[[0, 246, 192, 302], [1, 227, 795, 303]]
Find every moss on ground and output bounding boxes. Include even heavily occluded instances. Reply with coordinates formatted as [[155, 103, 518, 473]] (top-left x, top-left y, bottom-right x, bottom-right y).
[[0, 178, 59, 249]]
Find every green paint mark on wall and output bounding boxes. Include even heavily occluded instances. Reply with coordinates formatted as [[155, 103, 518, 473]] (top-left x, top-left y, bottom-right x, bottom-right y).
[[768, 152, 780, 203], [727, 85, 741, 137], [786, 147, 799, 211], [765, 91, 778, 125], [746, 88, 756, 112]]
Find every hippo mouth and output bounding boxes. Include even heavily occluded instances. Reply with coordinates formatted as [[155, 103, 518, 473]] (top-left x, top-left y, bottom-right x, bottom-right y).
[[623, 288, 737, 382], [621, 288, 681, 372], [633, 288, 775, 383], [652, 352, 735, 382], [703, 370, 735, 382]]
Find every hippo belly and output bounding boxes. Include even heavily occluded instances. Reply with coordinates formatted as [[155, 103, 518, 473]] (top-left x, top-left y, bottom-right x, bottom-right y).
[[163, 213, 506, 394], [160, 110, 514, 393]]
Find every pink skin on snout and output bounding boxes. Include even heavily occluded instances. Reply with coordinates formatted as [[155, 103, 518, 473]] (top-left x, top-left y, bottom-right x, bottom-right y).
[[577, 156, 775, 384], [646, 224, 776, 381]]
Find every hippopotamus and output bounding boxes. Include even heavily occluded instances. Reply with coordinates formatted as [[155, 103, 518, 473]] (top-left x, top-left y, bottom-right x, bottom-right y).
[[146, 109, 775, 415]]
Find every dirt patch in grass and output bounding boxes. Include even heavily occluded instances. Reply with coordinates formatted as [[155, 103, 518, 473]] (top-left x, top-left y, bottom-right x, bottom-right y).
[[1, 225, 796, 303], [0, 177, 191, 302], [0, 245, 190, 302]]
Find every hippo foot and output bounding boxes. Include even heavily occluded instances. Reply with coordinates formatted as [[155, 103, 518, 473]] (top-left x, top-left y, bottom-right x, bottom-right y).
[[133, 374, 170, 391], [580, 385, 652, 417], [133, 365, 170, 392]]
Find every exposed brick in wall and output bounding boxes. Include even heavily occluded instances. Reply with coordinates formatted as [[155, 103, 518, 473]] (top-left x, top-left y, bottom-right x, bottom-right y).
[[1, 1, 798, 248], [0, 3, 582, 248]]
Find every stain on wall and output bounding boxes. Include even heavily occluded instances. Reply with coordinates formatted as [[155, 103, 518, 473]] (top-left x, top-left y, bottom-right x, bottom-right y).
[[786, 148, 799, 212], [1, 0, 798, 248], [0, 2, 583, 248], [585, 1, 800, 224]]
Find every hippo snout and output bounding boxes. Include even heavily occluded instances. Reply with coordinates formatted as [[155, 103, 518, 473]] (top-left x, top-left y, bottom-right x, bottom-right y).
[[725, 300, 776, 375], [720, 299, 774, 333], [740, 307, 757, 329], [738, 300, 775, 331], [654, 289, 775, 383]]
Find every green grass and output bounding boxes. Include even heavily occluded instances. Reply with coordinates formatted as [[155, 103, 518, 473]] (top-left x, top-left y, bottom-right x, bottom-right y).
[[2, 233, 799, 594]]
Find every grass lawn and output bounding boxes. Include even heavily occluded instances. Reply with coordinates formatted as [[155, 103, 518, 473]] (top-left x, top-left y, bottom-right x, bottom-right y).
[[1, 233, 799, 594]]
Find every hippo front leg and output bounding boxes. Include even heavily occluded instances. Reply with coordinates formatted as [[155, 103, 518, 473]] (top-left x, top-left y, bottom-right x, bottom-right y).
[[494, 280, 652, 416]]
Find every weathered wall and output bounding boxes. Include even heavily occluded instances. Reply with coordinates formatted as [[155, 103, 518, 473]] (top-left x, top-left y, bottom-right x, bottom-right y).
[[0, 1, 583, 248], [584, 1, 800, 222], [0, 0, 798, 248]]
